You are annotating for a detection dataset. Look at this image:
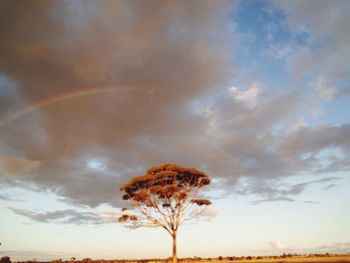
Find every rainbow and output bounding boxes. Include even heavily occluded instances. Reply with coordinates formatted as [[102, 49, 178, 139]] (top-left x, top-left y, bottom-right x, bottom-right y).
[[0, 85, 153, 127]]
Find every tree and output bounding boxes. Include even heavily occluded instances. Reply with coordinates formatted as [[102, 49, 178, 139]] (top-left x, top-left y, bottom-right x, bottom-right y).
[[118, 164, 212, 263]]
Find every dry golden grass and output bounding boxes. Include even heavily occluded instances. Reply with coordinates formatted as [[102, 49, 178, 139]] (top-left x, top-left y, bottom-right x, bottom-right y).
[[199, 256, 350, 263]]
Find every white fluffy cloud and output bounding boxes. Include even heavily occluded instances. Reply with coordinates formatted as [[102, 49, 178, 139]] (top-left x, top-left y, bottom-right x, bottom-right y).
[[229, 82, 262, 108]]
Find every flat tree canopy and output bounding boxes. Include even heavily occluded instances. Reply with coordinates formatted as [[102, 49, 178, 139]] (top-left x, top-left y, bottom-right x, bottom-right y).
[[118, 164, 212, 263]]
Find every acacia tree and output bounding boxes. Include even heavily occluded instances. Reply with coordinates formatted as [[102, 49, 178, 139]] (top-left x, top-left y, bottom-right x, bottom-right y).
[[118, 164, 212, 263]]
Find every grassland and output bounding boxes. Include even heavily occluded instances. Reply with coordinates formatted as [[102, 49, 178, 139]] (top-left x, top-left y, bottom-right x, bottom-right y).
[[11, 255, 350, 263], [200, 256, 350, 263]]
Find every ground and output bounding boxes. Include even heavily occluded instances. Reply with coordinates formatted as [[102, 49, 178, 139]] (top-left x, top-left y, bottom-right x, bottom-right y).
[[200, 256, 350, 263]]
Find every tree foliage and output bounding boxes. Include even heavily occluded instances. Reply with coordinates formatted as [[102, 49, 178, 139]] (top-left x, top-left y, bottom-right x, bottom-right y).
[[118, 164, 212, 263]]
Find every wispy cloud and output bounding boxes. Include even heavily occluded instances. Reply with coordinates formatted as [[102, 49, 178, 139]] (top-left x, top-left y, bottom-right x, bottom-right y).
[[236, 177, 338, 204], [253, 197, 294, 205], [303, 200, 319, 205], [308, 76, 336, 102], [336, 86, 350, 98], [323, 184, 337, 191], [7, 206, 117, 225], [0, 193, 23, 202], [273, 0, 350, 83], [259, 241, 350, 254], [269, 240, 285, 250]]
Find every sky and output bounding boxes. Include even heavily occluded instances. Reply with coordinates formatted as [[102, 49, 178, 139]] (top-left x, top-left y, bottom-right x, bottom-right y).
[[0, 0, 350, 261]]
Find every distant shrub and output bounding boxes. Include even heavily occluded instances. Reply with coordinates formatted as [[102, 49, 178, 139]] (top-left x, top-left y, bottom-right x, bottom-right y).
[[0, 257, 11, 263]]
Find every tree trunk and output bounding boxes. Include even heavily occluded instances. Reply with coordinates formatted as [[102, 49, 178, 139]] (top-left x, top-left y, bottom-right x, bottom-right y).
[[172, 232, 177, 263]]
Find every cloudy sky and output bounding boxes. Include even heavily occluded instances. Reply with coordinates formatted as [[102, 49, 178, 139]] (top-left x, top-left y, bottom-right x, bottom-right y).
[[1, 0, 350, 261]]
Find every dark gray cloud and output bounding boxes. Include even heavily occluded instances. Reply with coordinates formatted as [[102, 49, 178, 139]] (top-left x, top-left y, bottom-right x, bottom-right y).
[[0, 0, 237, 207], [7, 206, 116, 225], [277, 124, 350, 157], [0, 0, 349, 214]]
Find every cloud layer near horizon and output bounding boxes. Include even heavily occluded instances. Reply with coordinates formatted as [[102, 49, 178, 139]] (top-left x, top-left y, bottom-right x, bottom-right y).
[[0, 0, 349, 215]]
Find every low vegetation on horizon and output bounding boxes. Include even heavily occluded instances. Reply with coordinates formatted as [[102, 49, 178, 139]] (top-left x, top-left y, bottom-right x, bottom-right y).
[[3, 253, 350, 263]]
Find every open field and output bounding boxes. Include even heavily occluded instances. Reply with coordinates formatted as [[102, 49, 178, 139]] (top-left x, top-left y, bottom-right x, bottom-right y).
[[9, 256, 350, 263], [200, 256, 350, 263]]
